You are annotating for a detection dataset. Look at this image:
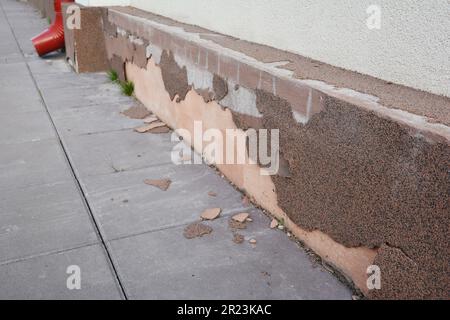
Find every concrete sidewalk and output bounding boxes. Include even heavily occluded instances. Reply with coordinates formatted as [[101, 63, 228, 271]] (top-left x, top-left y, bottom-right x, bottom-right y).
[[0, 0, 351, 299]]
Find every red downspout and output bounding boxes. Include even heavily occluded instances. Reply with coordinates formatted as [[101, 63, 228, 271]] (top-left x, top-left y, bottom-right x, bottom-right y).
[[31, 0, 74, 57]]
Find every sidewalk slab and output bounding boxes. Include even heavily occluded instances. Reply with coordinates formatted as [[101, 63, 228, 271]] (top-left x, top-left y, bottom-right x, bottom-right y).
[[0, 110, 56, 145], [0, 181, 98, 263], [33, 71, 110, 90], [51, 102, 142, 137], [0, 95, 44, 114], [82, 164, 252, 240], [0, 139, 74, 191], [0, 62, 36, 87], [63, 130, 176, 178], [41, 80, 131, 112], [109, 210, 351, 300], [0, 244, 122, 300]]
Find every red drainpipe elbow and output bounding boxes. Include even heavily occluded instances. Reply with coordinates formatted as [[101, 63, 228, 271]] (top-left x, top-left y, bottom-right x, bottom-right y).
[[31, 0, 74, 57]]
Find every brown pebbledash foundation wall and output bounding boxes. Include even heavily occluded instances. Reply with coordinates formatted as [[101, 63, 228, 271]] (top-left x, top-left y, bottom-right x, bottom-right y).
[[62, 4, 109, 73], [27, 0, 55, 22], [59, 4, 449, 299]]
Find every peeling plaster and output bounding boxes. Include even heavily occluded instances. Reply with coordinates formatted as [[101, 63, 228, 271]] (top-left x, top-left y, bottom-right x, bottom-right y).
[[146, 45, 162, 63], [110, 9, 450, 142], [221, 80, 262, 118]]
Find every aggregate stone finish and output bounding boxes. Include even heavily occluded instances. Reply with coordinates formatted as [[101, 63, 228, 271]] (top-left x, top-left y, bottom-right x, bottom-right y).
[[85, 5, 449, 299], [255, 89, 449, 299], [131, 40, 149, 69], [369, 244, 429, 300], [183, 222, 213, 239], [72, 7, 109, 73], [159, 50, 190, 102], [212, 73, 228, 101]]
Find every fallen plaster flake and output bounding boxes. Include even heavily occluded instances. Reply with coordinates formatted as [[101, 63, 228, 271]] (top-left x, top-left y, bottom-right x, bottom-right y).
[[246, 218, 253, 222], [208, 191, 217, 197], [134, 121, 166, 133], [122, 105, 151, 119], [233, 233, 245, 244], [149, 126, 171, 134], [220, 80, 262, 118], [144, 179, 172, 191], [183, 222, 213, 239], [143, 115, 159, 124], [200, 208, 221, 220], [270, 219, 278, 229], [232, 213, 249, 223], [229, 218, 247, 230], [134, 125, 153, 133], [249, 239, 257, 245]]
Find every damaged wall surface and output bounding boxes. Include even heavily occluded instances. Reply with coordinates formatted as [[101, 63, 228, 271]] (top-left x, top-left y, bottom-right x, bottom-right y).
[[129, 0, 450, 98], [60, 4, 449, 299]]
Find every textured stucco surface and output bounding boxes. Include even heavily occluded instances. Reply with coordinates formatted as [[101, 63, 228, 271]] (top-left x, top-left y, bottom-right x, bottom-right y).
[[127, 0, 450, 97], [58, 3, 449, 298], [99, 7, 450, 298]]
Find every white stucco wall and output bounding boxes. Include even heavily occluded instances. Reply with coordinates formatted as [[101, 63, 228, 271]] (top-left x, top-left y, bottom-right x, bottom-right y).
[[77, 0, 450, 97]]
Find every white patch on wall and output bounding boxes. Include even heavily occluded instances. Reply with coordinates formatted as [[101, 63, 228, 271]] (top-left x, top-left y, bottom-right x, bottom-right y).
[[174, 53, 213, 90], [221, 80, 262, 118], [129, 35, 144, 46], [117, 27, 127, 37], [146, 45, 163, 64], [292, 110, 308, 125]]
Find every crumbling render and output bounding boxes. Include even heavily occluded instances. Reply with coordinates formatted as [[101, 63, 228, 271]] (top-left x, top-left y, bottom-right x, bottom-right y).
[[96, 7, 449, 299]]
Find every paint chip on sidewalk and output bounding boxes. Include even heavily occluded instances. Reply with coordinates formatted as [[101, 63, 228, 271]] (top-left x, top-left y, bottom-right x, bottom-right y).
[[232, 213, 249, 223], [134, 121, 167, 133], [121, 105, 151, 119], [144, 178, 172, 191], [270, 219, 278, 229], [183, 222, 213, 239], [200, 208, 221, 220]]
